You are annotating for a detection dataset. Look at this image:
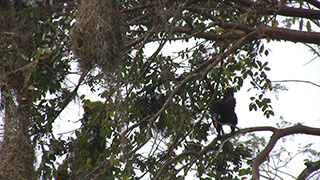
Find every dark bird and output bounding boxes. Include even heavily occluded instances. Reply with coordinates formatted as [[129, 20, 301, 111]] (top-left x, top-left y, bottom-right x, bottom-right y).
[[210, 85, 238, 136]]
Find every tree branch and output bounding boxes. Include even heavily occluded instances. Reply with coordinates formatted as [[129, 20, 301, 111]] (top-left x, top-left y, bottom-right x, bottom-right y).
[[251, 123, 320, 180], [153, 32, 254, 180], [279, 6, 320, 19], [209, 22, 320, 44], [297, 159, 320, 180], [273, 79, 320, 88], [124, 34, 148, 49], [154, 125, 276, 180], [125, 26, 156, 79], [154, 123, 320, 180], [148, 30, 254, 132], [173, 21, 320, 44], [304, 0, 320, 9], [124, 1, 320, 45], [261, 25, 320, 44], [48, 71, 88, 128], [233, 0, 320, 19]]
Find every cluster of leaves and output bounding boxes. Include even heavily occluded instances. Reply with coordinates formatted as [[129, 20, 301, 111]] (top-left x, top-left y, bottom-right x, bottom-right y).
[[194, 141, 253, 179], [39, 0, 317, 179], [29, 6, 74, 139], [50, 1, 276, 179]]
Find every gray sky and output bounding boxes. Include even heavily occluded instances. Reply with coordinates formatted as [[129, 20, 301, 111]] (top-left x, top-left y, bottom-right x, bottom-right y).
[[236, 41, 320, 179]]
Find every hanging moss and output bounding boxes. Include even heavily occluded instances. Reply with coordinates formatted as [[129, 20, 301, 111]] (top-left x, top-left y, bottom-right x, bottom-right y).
[[70, 0, 125, 75]]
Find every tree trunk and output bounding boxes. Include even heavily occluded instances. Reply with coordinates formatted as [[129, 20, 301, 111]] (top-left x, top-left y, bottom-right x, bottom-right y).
[[0, 1, 36, 179], [0, 92, 35, 179]]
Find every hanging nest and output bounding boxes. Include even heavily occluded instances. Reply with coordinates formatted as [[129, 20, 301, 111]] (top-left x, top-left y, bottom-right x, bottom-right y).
[[70, 0, 125, 74]]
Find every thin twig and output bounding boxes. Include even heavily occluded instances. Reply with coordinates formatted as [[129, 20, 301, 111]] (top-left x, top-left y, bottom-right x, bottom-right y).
[[49, 69, 89, 132], [272, 79, 320, 88], [125, 26, 156, 79]]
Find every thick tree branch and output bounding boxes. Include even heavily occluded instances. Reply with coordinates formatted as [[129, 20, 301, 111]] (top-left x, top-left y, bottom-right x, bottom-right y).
[[154, 123, 320, 180], [261, 25, 320, 44], [277, 6, 320, 19], [233, 0, 320, 19], [301, 0, 320, 9], [199, 22, 320, 44], [297, 159, 320, 180], [123, 1, 320, 45], [251, 123, 320, 180], [0, 58, 40, 88], [173, 21, 320, 44], [154, 123, 318, 180]]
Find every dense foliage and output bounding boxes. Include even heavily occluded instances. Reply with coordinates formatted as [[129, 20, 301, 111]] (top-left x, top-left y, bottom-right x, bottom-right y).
[[0, 0, 319, 180]]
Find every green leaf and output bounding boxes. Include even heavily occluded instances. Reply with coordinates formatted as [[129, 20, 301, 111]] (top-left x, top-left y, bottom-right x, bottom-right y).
[[264, 67, 271, 71], [272, 20, 278, 27], [249, 103, 257, 111], [215, 27, 224, 33], [306, 21, 311, 32], [263, 98, 271, 104], [109, 154, 115, 165], [299, 19, 303, 30], [122, 175, 129, 180], [259, 45, 264, 54], [80, 94, 86, 100]]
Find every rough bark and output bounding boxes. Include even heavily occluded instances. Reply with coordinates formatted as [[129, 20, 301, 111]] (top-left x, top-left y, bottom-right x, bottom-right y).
[[0, 1, 36, 179]]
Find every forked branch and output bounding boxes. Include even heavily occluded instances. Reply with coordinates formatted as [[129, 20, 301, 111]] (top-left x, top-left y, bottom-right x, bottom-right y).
[[251, 123, 320, 180]]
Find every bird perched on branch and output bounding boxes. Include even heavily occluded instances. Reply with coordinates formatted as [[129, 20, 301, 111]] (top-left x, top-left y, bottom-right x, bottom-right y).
[[210, 85, 238, 136]]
